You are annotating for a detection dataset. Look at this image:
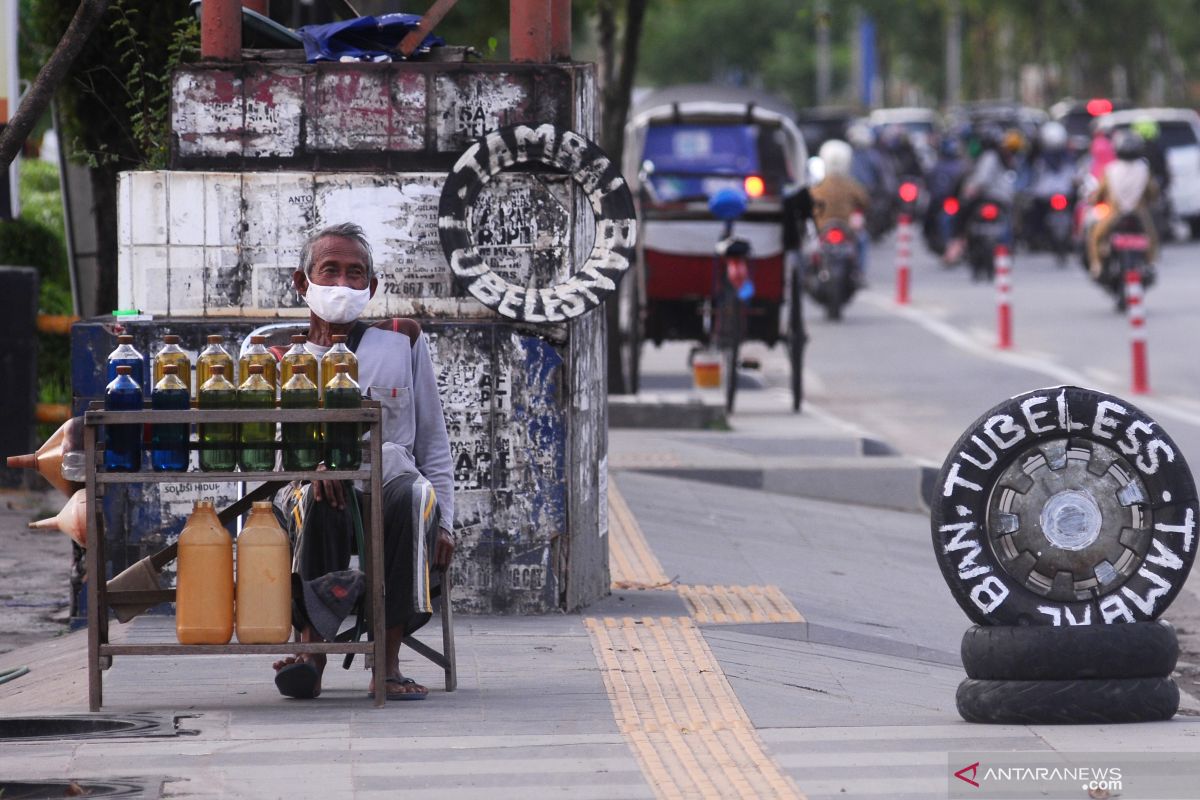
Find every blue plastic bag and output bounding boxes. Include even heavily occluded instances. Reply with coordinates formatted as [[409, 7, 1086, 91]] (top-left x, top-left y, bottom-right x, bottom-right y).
[[298, 14, 445, 63]]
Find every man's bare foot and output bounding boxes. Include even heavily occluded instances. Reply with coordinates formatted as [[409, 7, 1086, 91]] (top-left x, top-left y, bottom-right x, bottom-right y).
[[368, 673, 428, 701], [273, 653, 327, 699]]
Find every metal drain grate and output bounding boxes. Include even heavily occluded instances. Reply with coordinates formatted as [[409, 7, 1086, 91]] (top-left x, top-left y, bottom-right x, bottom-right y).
[[0, 712, 188, 741], [0, 778, 162, 799]]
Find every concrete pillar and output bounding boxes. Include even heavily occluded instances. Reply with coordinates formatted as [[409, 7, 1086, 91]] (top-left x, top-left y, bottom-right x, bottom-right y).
[[550, 0, 571, 61], [511, 0, 551, 63], [201, 0, 241, 61]]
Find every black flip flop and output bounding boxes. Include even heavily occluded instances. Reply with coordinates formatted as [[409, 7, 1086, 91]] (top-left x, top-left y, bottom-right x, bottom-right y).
[[274, 661, 321, 699], [371, 676, 427, 701]]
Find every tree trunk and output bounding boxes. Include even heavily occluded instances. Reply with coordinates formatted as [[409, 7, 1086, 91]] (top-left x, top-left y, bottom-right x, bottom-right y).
[[0, 0, 112, 168], [600, 0, 648, 395], [90, 165, 119, 315]]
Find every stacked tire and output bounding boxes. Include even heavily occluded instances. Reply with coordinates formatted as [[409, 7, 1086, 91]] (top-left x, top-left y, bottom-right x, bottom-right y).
[[931, 387, 1195, 724]]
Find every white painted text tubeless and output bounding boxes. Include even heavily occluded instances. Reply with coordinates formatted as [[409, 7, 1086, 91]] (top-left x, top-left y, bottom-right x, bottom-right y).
[[931, 386, 1198, 626], [438, 124, 637, 322]]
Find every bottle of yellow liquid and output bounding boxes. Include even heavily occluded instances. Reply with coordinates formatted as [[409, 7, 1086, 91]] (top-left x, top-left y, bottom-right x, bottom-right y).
[[239, 335, 278, 396], [176, 500, 234, 645], [281, 334, 318, 386], [197, 334, 235, 389], [235, 501, 292, 644], [153, 334, 192, 396], [320, 334, 358, 394]]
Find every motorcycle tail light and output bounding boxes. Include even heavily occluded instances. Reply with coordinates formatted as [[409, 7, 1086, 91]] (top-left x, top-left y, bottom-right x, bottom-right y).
[[981, 203, 999, 221], [825, 228, 846, 245], [1051, 194, 1069, 211], [899, 182, 919, 203], [744, 175, 765, 198], [943, 197, 960, 215]]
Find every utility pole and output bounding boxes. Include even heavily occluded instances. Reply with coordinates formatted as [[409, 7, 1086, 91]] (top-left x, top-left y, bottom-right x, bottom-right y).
[[945, 0, 962, 109], [816, 0, 832, 106]]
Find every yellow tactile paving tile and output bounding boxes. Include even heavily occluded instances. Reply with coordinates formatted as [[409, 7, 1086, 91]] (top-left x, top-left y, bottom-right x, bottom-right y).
[[586, 616, 805, 800], [678, 584, 806, 625], [608, 480, 673, 590]]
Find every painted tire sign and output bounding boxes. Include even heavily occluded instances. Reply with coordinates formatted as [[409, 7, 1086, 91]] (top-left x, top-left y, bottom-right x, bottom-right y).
[[931, 386, 1198, 627], [438, 124, 636, 322]]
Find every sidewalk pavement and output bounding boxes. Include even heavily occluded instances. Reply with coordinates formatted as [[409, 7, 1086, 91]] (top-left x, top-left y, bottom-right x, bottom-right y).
[[3, 387, 1199, 799]]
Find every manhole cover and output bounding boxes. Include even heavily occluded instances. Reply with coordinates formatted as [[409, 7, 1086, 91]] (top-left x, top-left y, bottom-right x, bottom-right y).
[[0, 778, 158, 799], [0, 712, 184, 741]]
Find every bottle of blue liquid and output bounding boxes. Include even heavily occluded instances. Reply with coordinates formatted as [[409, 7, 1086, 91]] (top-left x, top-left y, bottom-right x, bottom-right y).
[[151, 364, 190, 471], [105, 365, 143, 471], [107, 334, 147, 396]]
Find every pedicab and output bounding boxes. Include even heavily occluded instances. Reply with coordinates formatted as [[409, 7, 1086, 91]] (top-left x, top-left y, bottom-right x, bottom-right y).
[[617, 86, 810, 412]]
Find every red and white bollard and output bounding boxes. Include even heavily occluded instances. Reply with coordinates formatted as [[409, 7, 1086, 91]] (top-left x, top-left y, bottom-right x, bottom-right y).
[[995, 245, 1012, 350], [1127, 270, 1149, 394], [895, 213, 912, 305]]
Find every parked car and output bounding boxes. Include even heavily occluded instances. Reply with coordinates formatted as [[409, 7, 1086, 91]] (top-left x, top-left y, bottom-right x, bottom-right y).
[[1095, 108, 1200, 237]]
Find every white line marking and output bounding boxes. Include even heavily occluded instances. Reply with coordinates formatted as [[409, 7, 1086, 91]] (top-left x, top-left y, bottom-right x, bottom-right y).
[[859, 290, 1200, 431]]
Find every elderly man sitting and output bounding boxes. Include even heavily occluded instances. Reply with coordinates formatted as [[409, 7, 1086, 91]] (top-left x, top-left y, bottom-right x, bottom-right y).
[[270, 222, 455, 701]]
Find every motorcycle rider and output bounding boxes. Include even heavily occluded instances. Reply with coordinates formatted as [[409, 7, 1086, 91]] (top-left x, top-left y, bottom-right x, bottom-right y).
[[1132, 118, 1170, 195], [848, 122, 895, 232], [1024, 121, 1076, 245], [812, 139, 871, 283], [949, 125, 1016, 255], [1087, 129, 1159, 278], [924, 135, 968, 253]]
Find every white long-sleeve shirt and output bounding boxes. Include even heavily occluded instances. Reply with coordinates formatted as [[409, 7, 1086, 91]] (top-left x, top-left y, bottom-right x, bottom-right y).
[[353, 327, 455, 533]]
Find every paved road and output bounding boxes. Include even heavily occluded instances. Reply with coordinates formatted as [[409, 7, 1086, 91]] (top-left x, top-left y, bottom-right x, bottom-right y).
[[799, 233, 1200, 466], [634, 232, 1200, 468]]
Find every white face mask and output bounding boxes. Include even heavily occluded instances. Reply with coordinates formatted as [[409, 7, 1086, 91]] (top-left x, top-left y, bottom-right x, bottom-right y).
[[302, 280, 371, 324]]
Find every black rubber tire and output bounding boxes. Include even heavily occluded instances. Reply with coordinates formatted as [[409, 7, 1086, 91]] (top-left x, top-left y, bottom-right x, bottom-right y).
[[961, 621, 1178, 680], [931, 386, 1199, 627], [715, 286, 741, 415], [957, 676, 1179, 724], [788, 271, 806, 413]]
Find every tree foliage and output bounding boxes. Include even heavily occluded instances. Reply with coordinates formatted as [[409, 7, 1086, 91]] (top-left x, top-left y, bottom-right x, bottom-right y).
[[636, 0, 1200, 109]]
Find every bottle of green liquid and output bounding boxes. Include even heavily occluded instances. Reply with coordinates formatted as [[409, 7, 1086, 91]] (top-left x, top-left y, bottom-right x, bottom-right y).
[[323, 363, 362, 471], [151, 364, 190, 472], [238, 364, 276, 472], [319, 334, 358, 396], [198, 364, 237, 472], [281, 370, 320, 471], [281, 334, 319, 387]]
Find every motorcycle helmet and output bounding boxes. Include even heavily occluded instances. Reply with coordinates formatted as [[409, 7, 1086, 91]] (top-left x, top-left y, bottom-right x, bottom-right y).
[[976, 123, 1003, 152], [938, 136, 962, 158], [847, 122, 874, 149], [818, 139, 854, 176], [1131, 118, 1160, 141], [1039, 121, 1068, 151], [1002, 128, 1025, 154], [1112, 128, 1146, 160]]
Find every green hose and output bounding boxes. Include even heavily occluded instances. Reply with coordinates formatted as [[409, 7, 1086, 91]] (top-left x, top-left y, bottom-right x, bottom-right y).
[[0, 666, 30, 685]]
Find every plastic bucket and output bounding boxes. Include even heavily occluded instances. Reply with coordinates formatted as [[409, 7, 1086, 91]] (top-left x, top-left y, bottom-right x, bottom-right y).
[[693, 351, 721, 389]]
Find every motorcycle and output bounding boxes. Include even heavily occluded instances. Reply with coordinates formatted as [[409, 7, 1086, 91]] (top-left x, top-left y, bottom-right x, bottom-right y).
[[805, 220, 859, 321], [1099, 214, 1156, 312], [1025, 191, 1075, 265], [965, 200, 1010, 282], [924, 194, 960, 258]]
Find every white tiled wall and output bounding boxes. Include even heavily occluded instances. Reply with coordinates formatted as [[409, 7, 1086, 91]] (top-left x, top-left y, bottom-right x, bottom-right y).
[[117, 170, 580, 319]]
